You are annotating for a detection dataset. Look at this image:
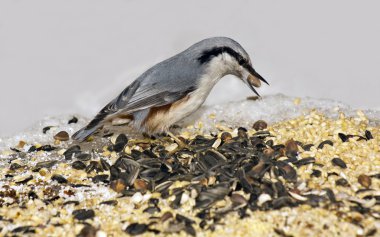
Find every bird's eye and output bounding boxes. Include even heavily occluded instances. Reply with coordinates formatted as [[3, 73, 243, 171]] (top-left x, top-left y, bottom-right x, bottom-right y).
[[239, 58, 247, 66]]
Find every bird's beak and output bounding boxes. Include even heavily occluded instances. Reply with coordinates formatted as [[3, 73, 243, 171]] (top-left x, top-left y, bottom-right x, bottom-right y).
[[242, 64, 269, 97]]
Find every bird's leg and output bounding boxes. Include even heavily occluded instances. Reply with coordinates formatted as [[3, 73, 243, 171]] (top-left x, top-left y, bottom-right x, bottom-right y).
[[166, 131, 190, 150]]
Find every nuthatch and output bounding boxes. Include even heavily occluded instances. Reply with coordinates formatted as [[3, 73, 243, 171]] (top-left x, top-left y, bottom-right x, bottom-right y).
[[73, 37, 268, 142]]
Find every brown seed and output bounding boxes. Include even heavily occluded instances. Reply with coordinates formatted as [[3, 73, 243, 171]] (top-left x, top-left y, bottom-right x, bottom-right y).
[[160, 211, 173, 222], [285, 139, 298, 157], [133, 179, 148, 191], [252, 120, 268, 131], [358, 174, 372, 188], [237, 127, 248, 139], [110, 179, 126, 193], [230, 193, 247, 207], [278, 163, 297, 181], [17, 140, 26, 148], [220, 132, 232, 142], [54, 131, 69, 141], [246, 96, 260, 101], [247, 74, 261, 87], [178, 136, 187, 144], [263, 147, 274, 158], [77, 225, 97, 237]]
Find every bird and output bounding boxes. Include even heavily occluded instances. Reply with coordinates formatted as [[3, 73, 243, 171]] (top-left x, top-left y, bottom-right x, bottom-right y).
[[72, 37, 268, 143]]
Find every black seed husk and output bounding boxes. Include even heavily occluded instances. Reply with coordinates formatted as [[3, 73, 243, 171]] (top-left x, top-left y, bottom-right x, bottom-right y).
[[68, 116, 78, 124], [15, 175, 33, 184], [336, 178, 349, 187], [72, 161, 87, 170], [125, 223, 148, 236], [72, 209, 95, 220], [338, 133, 349, 142], [51, 174, 68, 184], [64, 145, 81, 160], [114, 134, 128, 152], [331, 158, 347, 169], [143, 206, 161, 214], [75, 153, 91, 161], [311, 169, 322, 178], [34, 160, 58, 171], [318, 140, 334, 149], [100, 200, 118, 206], [365, 130, 373, 140], [92, 174, 109, 183]]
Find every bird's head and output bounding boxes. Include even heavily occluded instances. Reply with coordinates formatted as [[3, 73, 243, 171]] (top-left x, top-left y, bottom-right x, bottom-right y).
[[193, 37, 268, 96]]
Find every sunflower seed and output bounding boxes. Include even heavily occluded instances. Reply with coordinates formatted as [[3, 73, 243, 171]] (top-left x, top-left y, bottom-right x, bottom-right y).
[[220, 132, 232, 142], [72, 209, 95, 220], [338, 133, 349, 142], [92, 174, 109, 183], [252, 120, 268, 131], [143, 206, 161, 214], [125, 223, 148, 236], [294, 157, 315, 167], [311, 169, 322, 178], [64, 145, 81, 160], [42, 126, 53, 134], [15, 175, 33, 184], [72, 161, 86, 170], [77, 224, 97, 237], [331, 158, 347, 169], [11, 226, 36, 234], [336, 178, 349, 187], [365, 130, 373, 140], [75, 153, 91, 161], [100, 200, 118, 206], [114, 134, 128, 152], [35, 160, 58, 170], [54, 131, 69, 141], [68, 116, 78, 124], [51, 174, 68, 184], [358, 174, 372, 188], [317, 140, 333, 149]]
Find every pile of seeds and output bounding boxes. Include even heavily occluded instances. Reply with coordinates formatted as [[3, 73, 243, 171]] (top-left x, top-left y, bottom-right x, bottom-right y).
[[0, 111, 379, 236]]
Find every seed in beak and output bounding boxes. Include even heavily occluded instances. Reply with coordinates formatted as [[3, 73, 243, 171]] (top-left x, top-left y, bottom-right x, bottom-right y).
[[247, 74, 261, 88]]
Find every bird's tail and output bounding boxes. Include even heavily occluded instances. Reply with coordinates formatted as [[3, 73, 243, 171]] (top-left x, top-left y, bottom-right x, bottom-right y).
[[72, 113, 108, 142]]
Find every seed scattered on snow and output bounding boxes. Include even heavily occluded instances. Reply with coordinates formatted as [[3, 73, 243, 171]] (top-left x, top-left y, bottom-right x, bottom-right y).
[[54, 131, 70, 141]]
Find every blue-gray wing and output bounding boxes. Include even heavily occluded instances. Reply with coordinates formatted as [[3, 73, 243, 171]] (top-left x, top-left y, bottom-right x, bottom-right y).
[[111, 56, 201, 114], [72, 54, 203, 141]]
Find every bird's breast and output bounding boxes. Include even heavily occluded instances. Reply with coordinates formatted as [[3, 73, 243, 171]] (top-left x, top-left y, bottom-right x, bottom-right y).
[[142, 76, 219, 133]]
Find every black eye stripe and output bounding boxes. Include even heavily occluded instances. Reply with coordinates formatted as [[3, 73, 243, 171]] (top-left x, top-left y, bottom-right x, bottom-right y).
[[198, 46, 248, 66]]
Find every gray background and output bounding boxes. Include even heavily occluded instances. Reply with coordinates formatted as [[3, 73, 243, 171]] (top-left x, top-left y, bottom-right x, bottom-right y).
[[1, 0, 379, 136]]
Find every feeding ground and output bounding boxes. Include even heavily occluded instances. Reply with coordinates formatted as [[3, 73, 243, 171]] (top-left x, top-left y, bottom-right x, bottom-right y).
[[0, 94, 379, 237]]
